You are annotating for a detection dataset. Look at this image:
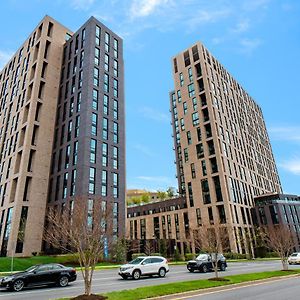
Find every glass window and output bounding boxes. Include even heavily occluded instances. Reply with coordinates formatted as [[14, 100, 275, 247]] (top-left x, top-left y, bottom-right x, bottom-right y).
[[102, 143, 108, 166], [93, 89, 98, 110], [104, 73, 109, 92], [113, 146, 118, 169], [89, 167, 96, 194], [113, 79, 118, 97], [90, 139, 97, 163], [113, 122, 118, 143], [183, 102, 187, 114], [192, 112, 199, 126], [103, 95, 108, 115], [102, 170, 107, 196], [73, 141, 78, 165], [113, 173, 118, 198], [95, 48, 100, 65], [103, 118, 108, 140], [113, 99, 118, 120], [62, 172, 68, 199], [91, 113, 97, 136], [105, 32, 110, 52], [113, 60, 118, 77], [188, 83, 195, 97], [177, 90, 181, 102], [70, 169, 76, 196], [105, 53, 109, 71], [179, 73, 184, 86], [96, 25, 101, 46], [113, 38, 118, 58], [93, 67, 99, 86]]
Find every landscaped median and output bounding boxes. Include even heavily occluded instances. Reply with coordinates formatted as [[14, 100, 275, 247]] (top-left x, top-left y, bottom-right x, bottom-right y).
[[101, 269, 300, 300]]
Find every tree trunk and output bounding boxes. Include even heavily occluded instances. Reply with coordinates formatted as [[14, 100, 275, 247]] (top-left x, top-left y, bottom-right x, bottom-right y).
[[281, 258, 288, 271], [214, 262, 218, 279], [84, 268, 91, 295]]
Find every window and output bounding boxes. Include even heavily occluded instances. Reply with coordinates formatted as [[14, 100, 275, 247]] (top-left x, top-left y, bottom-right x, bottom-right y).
[[180, 118, 185, 131], [196, 143, 204, 159], [101, 170, 107, 196], [183, 102, 187, 114], [177, 90, 182, 102], [113, 173, 118, 198], [191, 163, 196, 178], [179, 73, 184, 86], [113, 79, 118, 97], [93, 67, 99, 86], [91, 113, 97, 136], [103, 95, 108, 115], [104, 73, 109, 92], [186, 131, 192, 145], [92, 89, 98, 110], [201, 179, 211, 204], [65, 145, 70, 169], [70, 169, 76, 196], [96, 25, 101, 46], [105, 54, 109, 71], [73, 141, 78, 165], [102, 143, 108, 166], [113, 38, 118, 58], [113, 146, 118, 169], [113, 122, 118, 143], [213, 176, 223, 202], [75, 115, 80, 138], [196, 208, 202, 226], [67, 120, 72, 141], [89, 167, 96, 194], [90, 139, 97, 163], [113, 99, 118, 119], [192, 112, 199, 126], [192, 97, 197, 111], [105, 32, 110, 52], [77, 91, 81, 112], [188, 67, 193, 82], [78, 70, 83, 88], [113, 60, 118, 77], [95, 48, 100, 65], [103, 118, 108, 140], [201, 160, 207, 176], [188, 83, 195, 97], [62, 173, 68, 198], [184, 148, 189, 162]]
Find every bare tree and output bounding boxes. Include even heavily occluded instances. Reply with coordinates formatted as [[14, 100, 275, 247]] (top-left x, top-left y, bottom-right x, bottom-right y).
[[193, 223, 230, 279], [144, 240, 156, 256], [44, 198, 112, 296], [260, 225, 295, 270]]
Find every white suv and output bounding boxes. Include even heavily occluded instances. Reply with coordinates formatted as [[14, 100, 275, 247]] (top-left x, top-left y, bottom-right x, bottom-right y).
[[288, 252, 300, 264], [118, 256, 169, 280]]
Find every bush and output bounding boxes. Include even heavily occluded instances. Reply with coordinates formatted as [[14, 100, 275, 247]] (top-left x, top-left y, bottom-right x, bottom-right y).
[[185, 253, 195, 261], [174, 248, 181, 261], [223, 252, 247, 260]]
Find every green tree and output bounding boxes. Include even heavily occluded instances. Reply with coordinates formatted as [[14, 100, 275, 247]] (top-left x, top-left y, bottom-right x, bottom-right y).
[[166, 187, 176, 198], [141, 193, 151, 204], [157, 190, 167, 201]]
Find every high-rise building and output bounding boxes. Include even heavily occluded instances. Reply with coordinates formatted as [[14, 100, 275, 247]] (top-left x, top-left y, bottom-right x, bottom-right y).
[[0, 16, 125, 257], [170, 41, 282, 253]]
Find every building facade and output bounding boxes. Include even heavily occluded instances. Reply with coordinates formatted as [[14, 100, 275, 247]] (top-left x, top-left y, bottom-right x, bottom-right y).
[[0, 16, 125, 257], [169, 41, 282, 254], [252, 193, 300, 251]]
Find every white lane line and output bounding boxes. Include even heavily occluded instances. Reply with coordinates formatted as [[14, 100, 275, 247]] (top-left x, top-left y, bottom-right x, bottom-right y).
[[170, 276, 296, 300]]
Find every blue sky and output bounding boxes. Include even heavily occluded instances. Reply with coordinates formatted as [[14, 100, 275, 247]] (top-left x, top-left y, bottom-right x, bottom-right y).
[[0, 0, 299, 194]]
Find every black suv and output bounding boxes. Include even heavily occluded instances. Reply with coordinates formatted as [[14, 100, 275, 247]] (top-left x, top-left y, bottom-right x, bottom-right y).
[[187, 253, 227, 273], [0, 263, 77, 292]]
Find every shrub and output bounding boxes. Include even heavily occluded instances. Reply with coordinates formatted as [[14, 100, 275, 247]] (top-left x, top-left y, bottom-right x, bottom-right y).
[[185, 253, 195, 261], [223, 252, 247, 260]]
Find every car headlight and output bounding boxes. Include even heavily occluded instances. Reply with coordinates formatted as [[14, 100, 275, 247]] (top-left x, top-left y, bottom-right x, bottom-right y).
[[121, 267, 133, 271]]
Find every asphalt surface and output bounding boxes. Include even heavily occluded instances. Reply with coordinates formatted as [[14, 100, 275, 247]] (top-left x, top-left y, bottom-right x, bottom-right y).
[[0, 261, 299, 300], [175, 276, 300, 300]]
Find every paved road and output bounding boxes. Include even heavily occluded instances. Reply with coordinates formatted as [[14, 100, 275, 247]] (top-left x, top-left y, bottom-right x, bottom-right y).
[[0, 261, 299, 300], [176, 276, 300, 300]]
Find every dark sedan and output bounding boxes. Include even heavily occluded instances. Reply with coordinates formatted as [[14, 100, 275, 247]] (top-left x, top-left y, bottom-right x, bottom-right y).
[[0, 263, 77, 292]]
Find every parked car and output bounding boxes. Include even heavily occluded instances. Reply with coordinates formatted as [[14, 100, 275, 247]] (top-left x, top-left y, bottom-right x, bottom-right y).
[[187, 253, 227, 273], [119, 256, 169, 280], [0, 263, 77, 292], [288, 252, 300, 265]]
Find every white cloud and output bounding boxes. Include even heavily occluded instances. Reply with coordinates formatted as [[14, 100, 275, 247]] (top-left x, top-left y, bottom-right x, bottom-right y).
[[239, 38, 262, 54], [70, 0, 95, 10], [132, 143, 155, 157], [232, 19, 250, 33], [139, 106, 170, 123], [129, 0, 171, 19], [187, 8, 231, 29], [279, 158, 300, 175], [242, 0, 271, 11], [269, 126, 300, 142], [0, 50, 13, 70]]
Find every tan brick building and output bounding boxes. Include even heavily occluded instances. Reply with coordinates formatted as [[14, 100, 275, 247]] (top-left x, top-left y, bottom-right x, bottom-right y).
[[127, 41, 282, 256]]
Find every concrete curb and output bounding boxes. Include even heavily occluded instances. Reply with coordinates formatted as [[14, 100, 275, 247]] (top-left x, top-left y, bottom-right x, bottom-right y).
[[147, 273, 300, 300]]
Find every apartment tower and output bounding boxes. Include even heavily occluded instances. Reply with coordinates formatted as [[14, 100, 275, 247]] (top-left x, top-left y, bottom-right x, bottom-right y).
[[170, 42, 281, 253], [0, 16, 125, 257]]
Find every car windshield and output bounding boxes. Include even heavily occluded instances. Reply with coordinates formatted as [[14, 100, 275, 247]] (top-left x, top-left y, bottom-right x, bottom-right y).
[[196, 254, 207, 260], [291, 253, 298, 257], [25, 266, 37, 272], [129, 258, 144, 264]]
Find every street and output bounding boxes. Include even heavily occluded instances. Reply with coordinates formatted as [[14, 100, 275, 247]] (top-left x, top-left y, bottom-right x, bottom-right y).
[[0, 261, 299, 300], [172, 276, 300, 300]]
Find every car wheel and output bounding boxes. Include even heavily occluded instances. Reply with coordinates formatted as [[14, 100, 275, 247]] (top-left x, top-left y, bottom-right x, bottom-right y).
[[202, 265, 208, 273], [132, 270, 141, 280], [220, 263, 226, 271], [158, 267, 166, 278], [12, 279, 25, 292], [58, 276, 69, 287], [121, 274, 128, 280]]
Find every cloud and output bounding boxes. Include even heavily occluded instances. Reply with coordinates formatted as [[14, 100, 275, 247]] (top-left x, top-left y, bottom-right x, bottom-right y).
[[242, 0, 271, 11], [139, 106, 170, 123], [70, 0, 95, 10], [187, 8, 231, 29], [279, 158, 300, 175], [129, 0, 171, 19], [232, 19, 250, 33], [239, 38, 262, 54], [0, 50, 13, 70], [132, 144, 155, 157], [269, 126, 300, 142]]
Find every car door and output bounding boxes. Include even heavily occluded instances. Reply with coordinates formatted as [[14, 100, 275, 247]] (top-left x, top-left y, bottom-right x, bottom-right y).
[[151, 258, 163, 273], [141, 258, 153, 275], [30, 265, 52, 285], [49, 264, 63, 283]]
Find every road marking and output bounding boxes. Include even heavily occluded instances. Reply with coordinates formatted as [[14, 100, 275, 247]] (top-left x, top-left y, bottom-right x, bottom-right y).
[[170, 276, 297, 299]]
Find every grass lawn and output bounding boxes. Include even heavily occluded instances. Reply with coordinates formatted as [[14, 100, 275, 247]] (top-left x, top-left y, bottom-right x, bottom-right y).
[[0, 255, 120, 273], [104, 269, 300, 300], [0, 255, 280, 273]]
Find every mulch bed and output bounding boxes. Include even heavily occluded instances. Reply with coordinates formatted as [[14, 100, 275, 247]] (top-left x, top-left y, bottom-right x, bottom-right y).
[[208, 277, 230, 281], [71, 295, 107, 300]]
